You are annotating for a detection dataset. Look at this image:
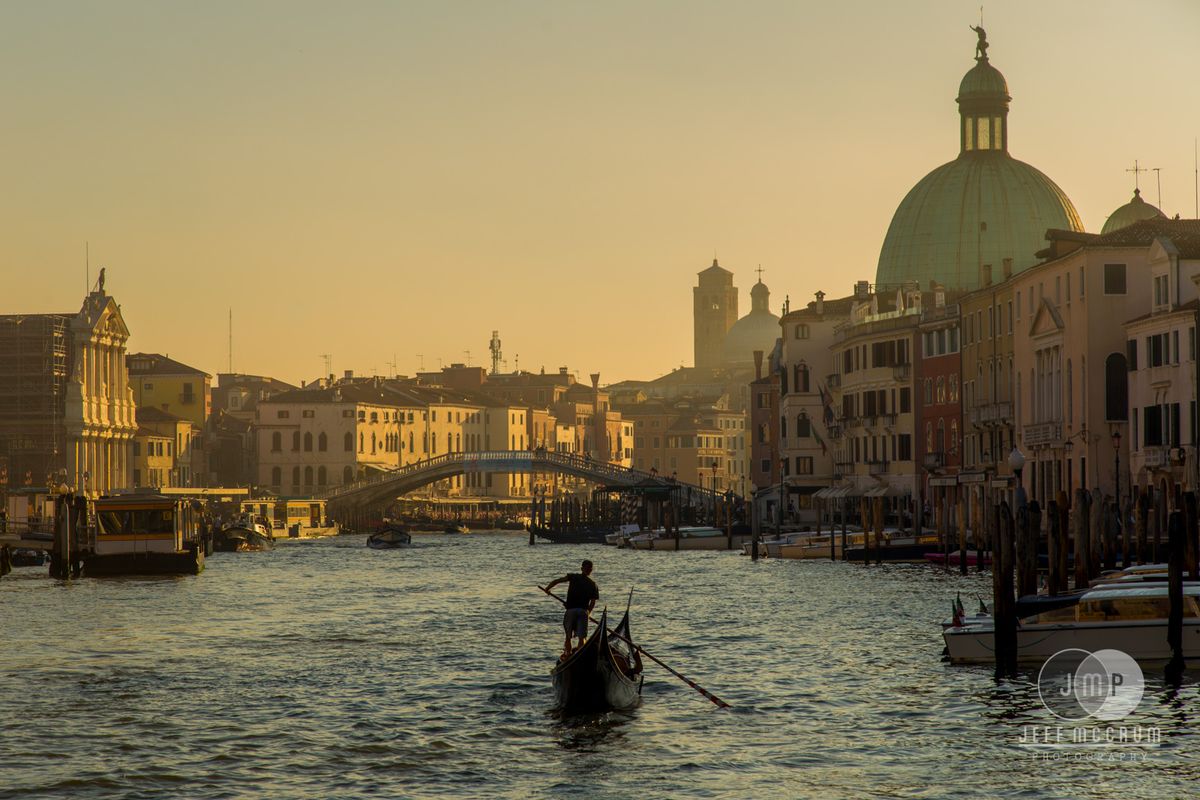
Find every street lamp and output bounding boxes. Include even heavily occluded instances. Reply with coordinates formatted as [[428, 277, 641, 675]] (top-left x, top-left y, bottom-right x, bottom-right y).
[[1008, 447, 1026, 510]]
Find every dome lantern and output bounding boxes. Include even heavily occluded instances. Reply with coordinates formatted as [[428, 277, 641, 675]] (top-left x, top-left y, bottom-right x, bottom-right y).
[[958, 27, 1010, 154]]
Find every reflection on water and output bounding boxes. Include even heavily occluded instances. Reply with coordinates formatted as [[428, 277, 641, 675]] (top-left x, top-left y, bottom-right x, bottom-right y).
[[1, 534, 1198, 799]]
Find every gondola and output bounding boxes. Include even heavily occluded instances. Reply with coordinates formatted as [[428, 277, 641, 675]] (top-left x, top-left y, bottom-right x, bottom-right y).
[[551, 609, 643, 714], [367, 524, 412, 549]]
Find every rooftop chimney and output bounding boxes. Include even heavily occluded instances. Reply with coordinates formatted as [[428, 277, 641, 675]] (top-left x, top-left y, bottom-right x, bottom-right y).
[[753, 350, 764, 380], [344, 369, 354, 380], [815, 290, 825, 316], [1002, 258, 1013, 280], [559, 366, 568, 376], [980, 263, 993, 288]]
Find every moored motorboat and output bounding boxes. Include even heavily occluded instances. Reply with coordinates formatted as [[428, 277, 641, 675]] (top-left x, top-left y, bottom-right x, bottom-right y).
[[943, 582, 1200, 664], [627, 526, 751, 551], [367, 525, 412, 549], [551, 609, 643, 714]]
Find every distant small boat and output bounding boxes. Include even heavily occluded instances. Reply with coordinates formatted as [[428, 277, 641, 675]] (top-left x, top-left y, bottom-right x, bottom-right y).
[[445, 524, 470, 534], [213, 525, 274, 552], [10, 548, 49, 567], [367, 526, 411, 549]]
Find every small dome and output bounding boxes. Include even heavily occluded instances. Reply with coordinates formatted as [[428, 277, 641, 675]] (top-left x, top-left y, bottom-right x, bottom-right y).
[[957, 60, 1009, 101], [722, 282, 779, 367], [1101, 188, 1166, 234]]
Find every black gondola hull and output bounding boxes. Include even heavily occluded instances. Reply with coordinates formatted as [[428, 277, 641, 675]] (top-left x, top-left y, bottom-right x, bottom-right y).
[[550, 612, 641, 714]]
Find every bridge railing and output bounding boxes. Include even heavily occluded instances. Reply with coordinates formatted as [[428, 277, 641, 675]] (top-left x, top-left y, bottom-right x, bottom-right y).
[[319, 449, 727, 504]]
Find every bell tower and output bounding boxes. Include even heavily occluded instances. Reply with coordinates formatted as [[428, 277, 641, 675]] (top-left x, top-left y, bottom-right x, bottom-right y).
[[693, 259, 738, 370]]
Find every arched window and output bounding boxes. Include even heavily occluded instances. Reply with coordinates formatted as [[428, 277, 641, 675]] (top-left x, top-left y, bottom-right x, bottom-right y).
[[925, 422, 933, 453], [950, 421, 958, 454], [304, 466, 313, 486], [371, 432, 377, 454], [456, 433, 461, 451], [1105, 353, 1128, 421], [796, 413, 811, 438], [291, 466, 300, 487], [318, 432, 327, 452], [292, 431, 300, 451], [758, 423, 769, 444], [409, 431, 414, 452], [924, 379, 933, 405], [344, 432, 353, 452], [272, 432, 282, 452], [342, 465, 353, 484], [317, 466, 327, 487], [936, 376, 945, 404], [303, 432, 313, 452], [359, 432, 364, 453], [271, 466, 281, 486], [936, 419, 946, 453]]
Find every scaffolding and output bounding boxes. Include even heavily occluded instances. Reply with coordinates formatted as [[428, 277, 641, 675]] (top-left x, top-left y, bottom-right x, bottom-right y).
[[0, 314, 71, 488]]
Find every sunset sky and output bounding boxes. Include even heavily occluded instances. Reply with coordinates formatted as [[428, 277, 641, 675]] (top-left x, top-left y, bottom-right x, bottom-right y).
[[3, 1, 1199, 385]]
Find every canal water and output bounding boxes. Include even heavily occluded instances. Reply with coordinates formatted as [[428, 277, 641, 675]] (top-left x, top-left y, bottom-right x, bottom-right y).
[[1, 533, 1197, 799]]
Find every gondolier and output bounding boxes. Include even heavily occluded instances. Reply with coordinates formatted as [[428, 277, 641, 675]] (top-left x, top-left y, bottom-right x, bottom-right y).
[[545, 560, 599, 657]]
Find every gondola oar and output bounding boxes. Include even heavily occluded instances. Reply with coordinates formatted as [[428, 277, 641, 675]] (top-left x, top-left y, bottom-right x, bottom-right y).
[[539, 585, 731, 709]]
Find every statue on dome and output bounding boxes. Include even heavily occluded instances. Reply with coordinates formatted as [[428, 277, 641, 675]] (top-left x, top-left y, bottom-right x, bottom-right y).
[[970, 25, 988, 61]]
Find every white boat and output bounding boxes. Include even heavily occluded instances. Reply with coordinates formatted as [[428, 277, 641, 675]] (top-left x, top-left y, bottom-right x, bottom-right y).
[[943, 583, 1200, 664], [626, 526, 751, 551], [741, 531, 813, 557], [605, 524, 641, 547]]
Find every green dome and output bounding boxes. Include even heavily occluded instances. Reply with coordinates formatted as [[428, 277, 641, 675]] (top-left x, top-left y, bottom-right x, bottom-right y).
[[958, 60, 1009, 101], [876, 155, 1083, 290], [875, 35, 1083, 291], [1101, 188, 1165, 234]]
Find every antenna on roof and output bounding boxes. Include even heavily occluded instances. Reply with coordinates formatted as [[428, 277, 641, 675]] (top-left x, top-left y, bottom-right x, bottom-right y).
[[85, 241, 89, 295], [228, 308, 233, 373], [1152, 167, 1162, 209], [320, 354, 332, 378], [387, 353, 398, 379], [416, 354, 425, 371], [489, 330, 502, 375]]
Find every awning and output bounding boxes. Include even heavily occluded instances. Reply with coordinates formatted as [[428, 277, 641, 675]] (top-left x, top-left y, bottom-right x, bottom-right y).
[[864, 486, 890, 497], [814, 487, 835, 500]]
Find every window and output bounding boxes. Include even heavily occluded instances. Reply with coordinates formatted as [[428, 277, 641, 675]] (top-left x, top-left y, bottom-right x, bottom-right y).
[[899, 388, 911, 413], [950, 421, 958, 455], [1154, 274, 1169, 306], [317, 466, 327, 487], [898, 434, 912, 461], [271, 466, 281, 486], [271, 432, 282, 452], [302, 409, 314, 418], [292, 431, 300, 451], [277, 410, 289, 419], [291, 466, 300, 487], [1147, 333, 1169, 367], [304, 466, 313, 486], [796, 414, 812, 438], [1105, 353, 1129, 422], [795, 324, 809, 339], [1104, 264, 1127, 294], [318, 432, 327, 452], [760, 459, 771, 474], [1127, 339, 1138, 371], [796, 457, 813, 475], [303, 432, 313, 452]]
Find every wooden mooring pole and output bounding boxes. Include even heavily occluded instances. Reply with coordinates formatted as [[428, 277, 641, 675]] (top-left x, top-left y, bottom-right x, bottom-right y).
[[993, 500, 1017, 679], [1016, 501, 1040, 599], [1166, 509, 1186, 683], [1046, 499, 1061, 596], [1072, 488, 1091, 590]]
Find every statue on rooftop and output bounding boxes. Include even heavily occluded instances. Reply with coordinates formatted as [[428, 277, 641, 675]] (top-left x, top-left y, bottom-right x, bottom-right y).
[[969, 25, 988, 61]]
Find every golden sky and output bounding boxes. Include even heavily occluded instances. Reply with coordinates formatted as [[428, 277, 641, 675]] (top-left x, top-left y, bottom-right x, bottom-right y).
[[2, 1, 1199, 386]]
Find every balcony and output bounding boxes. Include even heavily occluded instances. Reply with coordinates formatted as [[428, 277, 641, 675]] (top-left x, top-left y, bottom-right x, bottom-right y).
[[922, 451, 945, 471], [1141, 446, 1168, 468], [892, 364, 911, 381], [1022, 421, 1063, 448], [867, 460, 888, 476], [967, 402, 1013, 428]]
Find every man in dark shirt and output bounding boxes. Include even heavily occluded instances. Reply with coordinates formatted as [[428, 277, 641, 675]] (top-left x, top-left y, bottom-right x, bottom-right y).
[[546, 560, 599, 657]]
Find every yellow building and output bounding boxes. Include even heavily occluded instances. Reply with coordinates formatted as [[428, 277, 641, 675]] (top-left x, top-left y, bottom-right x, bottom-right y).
[[135, 406, 195, 487], [127, 352, 211, 485], [131, 427, 174, 489]]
